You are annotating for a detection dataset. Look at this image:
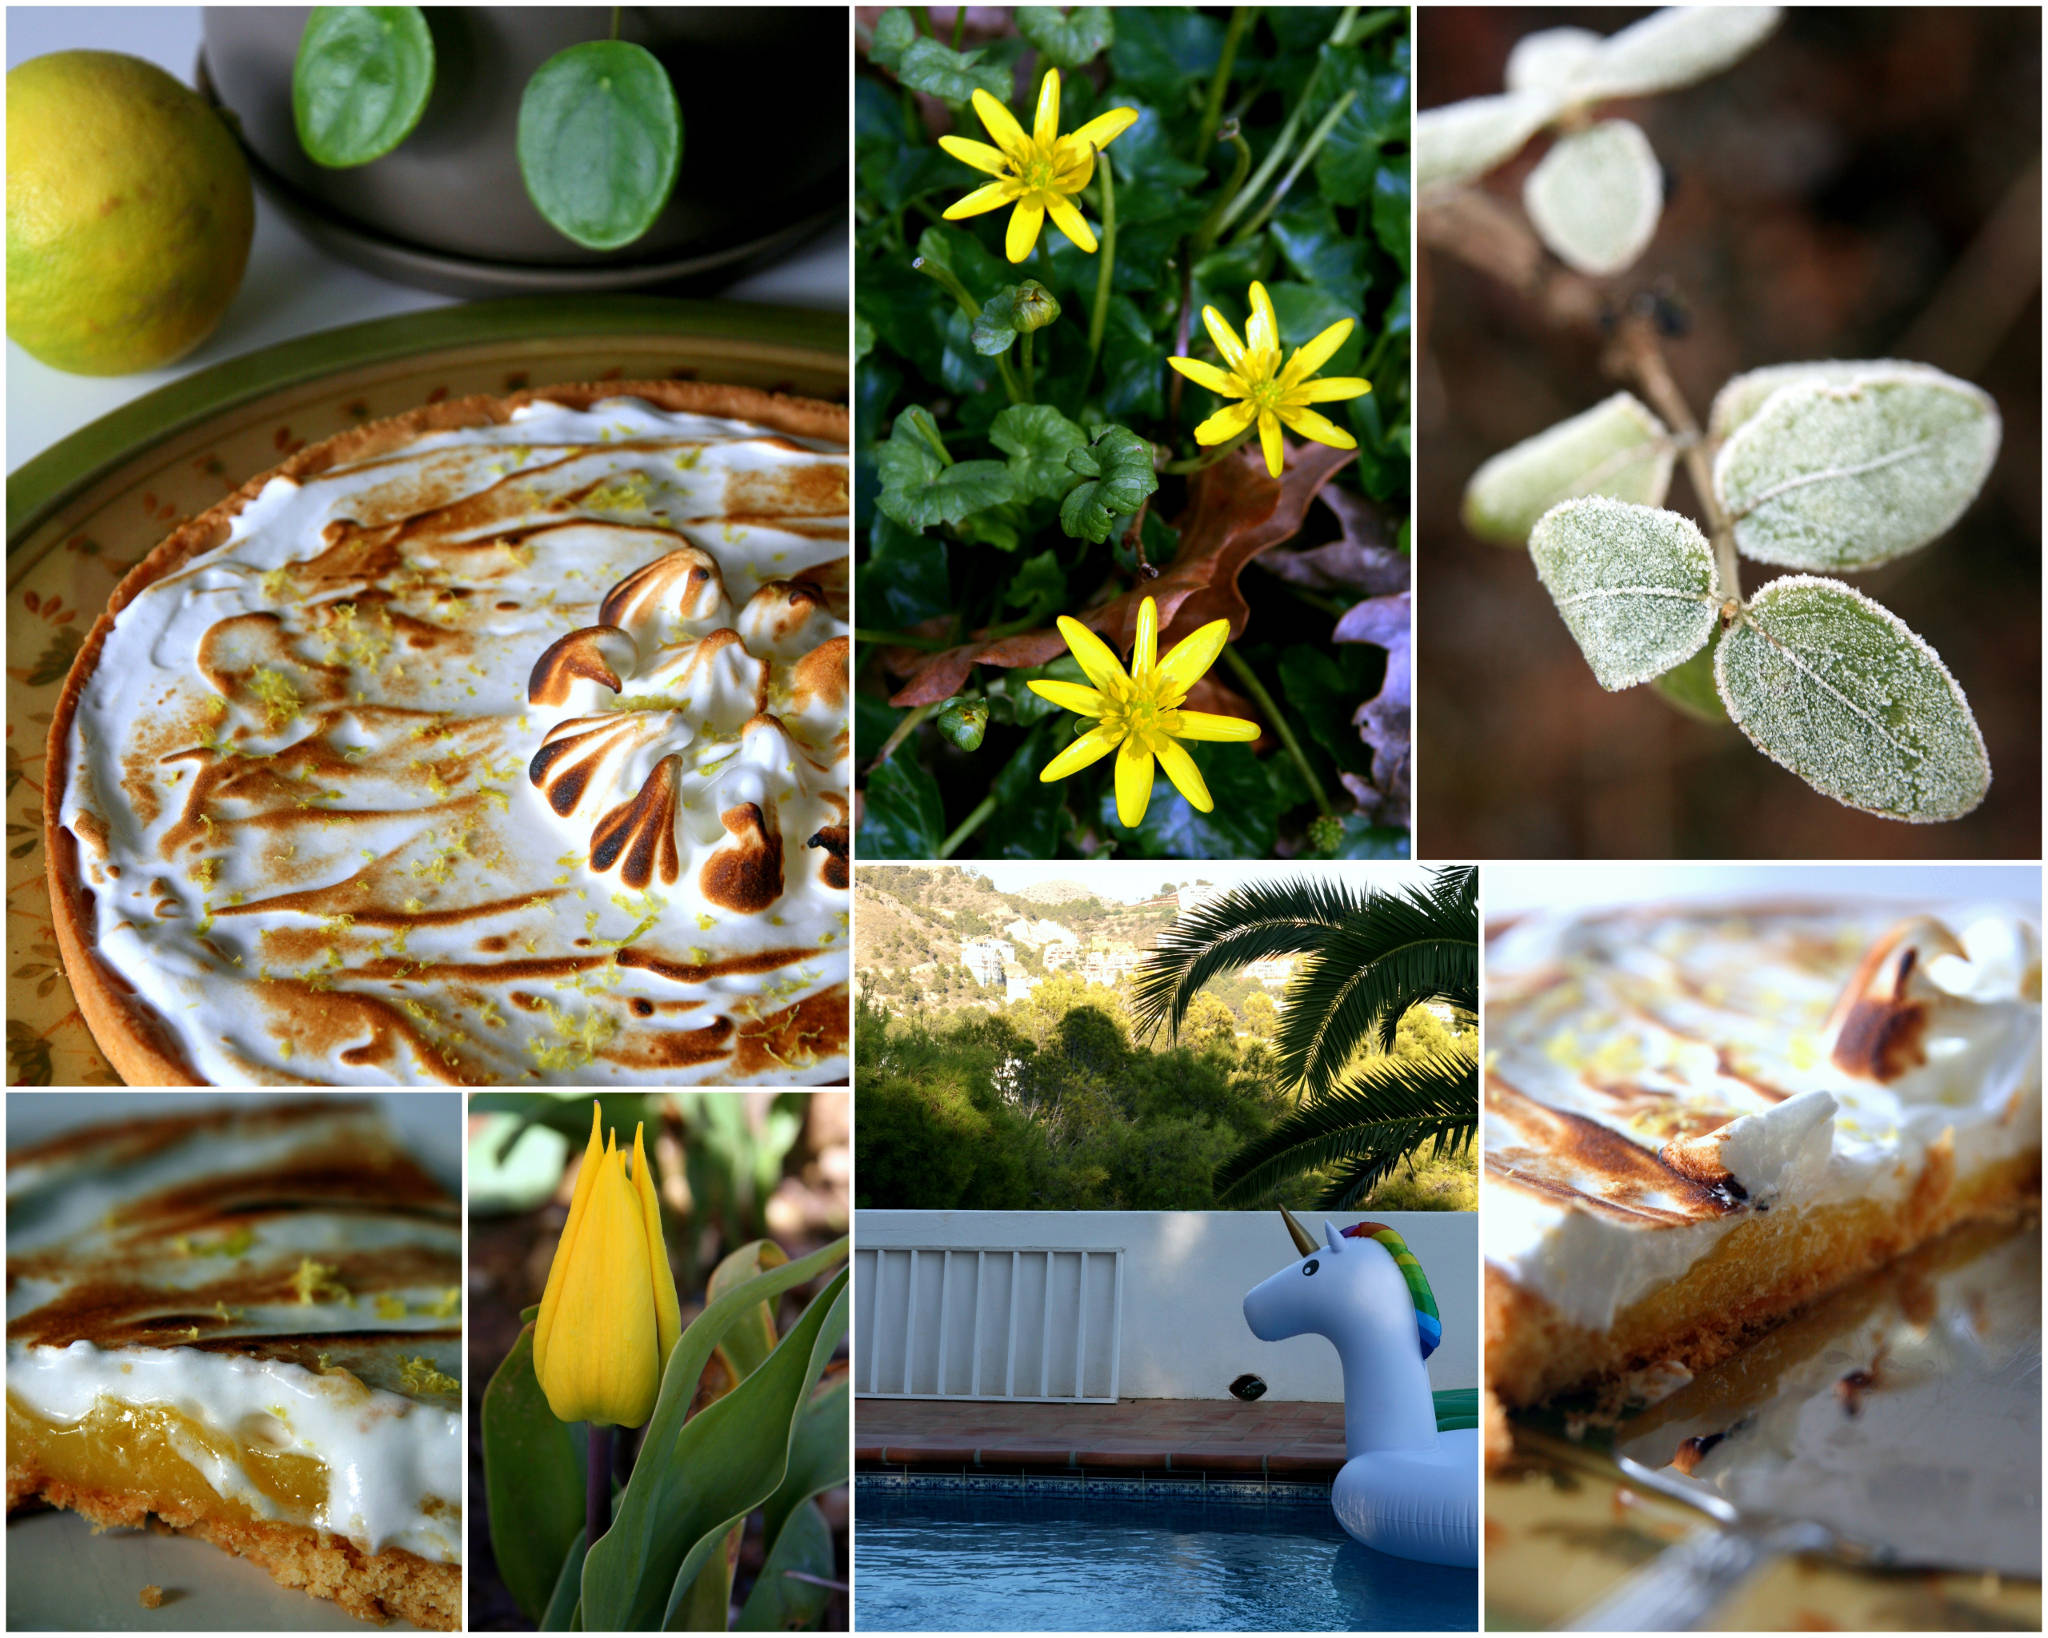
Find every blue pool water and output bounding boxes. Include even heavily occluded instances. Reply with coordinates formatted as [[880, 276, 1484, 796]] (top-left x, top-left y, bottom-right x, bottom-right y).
[[855, 1489, 1478, 1631]]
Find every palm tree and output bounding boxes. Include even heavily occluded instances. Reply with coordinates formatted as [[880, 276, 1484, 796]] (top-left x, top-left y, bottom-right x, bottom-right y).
[[1130, 865, 1477, 1209]]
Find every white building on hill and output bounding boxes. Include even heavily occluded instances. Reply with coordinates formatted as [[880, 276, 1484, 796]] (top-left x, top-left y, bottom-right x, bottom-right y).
[[1004, 917, 1079, 950], [960, 938, 1012, 986]]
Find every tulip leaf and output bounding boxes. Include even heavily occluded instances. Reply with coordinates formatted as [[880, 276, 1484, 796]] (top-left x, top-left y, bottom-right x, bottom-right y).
[[539, 1525, 586, 1632], [483, 1324, 590, 1626], [1412, 89, 1555, 192], [1577, 5, 1782, 100], [1462, 391, 1673, 546], [1716, 575, 1990, 822], [1017, 5, 1116, 70], [1059, 424, 1158, 545], [516, 40, 682, 251], [293, 6, 436, 169], [1529, 497, 1721, 691], [737, 1498, 835, 1631], [1523, 119, 1662, 277], [761, 1373, 852, 1548], [708, 1238, 789, 1386], [991, 403, 1090, 503], [579, 1241, 849, 1631], [1713, 368, 2002, 571]]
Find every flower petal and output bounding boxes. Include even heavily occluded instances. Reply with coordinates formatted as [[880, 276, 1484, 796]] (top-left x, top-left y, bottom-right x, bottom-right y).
[[534, 1101, 605, 1382], [972, 88, 1031, 161], [1040, 723, 1122, 781], [1291, 375, 1372, 404], [943, 179, 1016, 219], [1051, 140, 1095, 192], [1201, 305, 1249, 374], [1057, 615, 1131, 694], [1033, 68, 1061, 148], [1045, 194, 1098, 254], [1258, 411, 1285, 477], [1069, 106, 1139, 152], [1156, 617, 1232, 693], [937, 134, 1012, 176], [1281, 318, 1355, 385], [1005, 199, 1046, 262], [1133, 596, 1158, 677], [1166, 356, 1238, 396], [1246, 281, 1280, 356], [1026, 679, 1106, 716], [1276, 405, 1359, 449], [630, 1122, 682, 1372], [1192, 400, 1257, 445], [544, 1139, 659, 1428], [1154, 739, 1214, 812], [1172, 709, 1261, 742], [1113, 737, 1155, 828]]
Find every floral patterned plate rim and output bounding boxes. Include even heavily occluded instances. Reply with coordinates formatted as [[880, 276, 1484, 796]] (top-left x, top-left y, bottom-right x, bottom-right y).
[[7, 296, 847, 1085]]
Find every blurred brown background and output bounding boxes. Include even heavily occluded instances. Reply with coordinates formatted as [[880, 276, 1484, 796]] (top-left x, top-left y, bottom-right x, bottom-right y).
[[1417, 7, 2040, 858]]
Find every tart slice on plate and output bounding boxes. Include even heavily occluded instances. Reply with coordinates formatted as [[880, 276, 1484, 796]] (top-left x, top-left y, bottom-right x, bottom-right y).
[[1483, 899, 2040, 1438], [6, 1098, 461, 1628], [45, 381, 849, 1086]]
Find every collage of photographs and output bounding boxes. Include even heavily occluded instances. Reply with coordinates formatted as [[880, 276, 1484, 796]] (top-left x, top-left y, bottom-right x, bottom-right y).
[[0, 3, 2039, 1636]]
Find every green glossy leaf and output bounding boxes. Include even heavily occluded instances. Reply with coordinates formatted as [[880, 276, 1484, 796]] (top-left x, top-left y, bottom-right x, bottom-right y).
[[894, 35, 1009, 105], [1318, 54, 1411, 209], [1577, 5, 1782, 100], [1059, 424, 1158, 544], [1529, 497, 1719, 691], [869, 7, 917, 72], [982, 723, 1069, 857], [853, 314, 876, 364], [1333, 814, 1411, 859], [935, 696, 991, 751], [1272, 202, 1368, 312], [858, 754, 947, 858], [1716, 576, 1990, 822], [293, 7, 435, 168], [1002, 549, 1068, 626], [1523, 119, 1660, 277], [516, 40, 681, 251], [984, 655, 1087, 725], [1267, 282, 1364, 375], [1278, 644, 1376, 779], [1106, 7, 1223, 100], [1105, 738, 1278, 858], [737, 1499, 834, 1632], [1017, 5, 1116, 69], [581, 1269, 851, 1630], [990, 403, 1089, 502], [483, 1324, 589, 1625], [1413, 89, 1556, 192], [539, 1525, 587, 1631], [971, 281, 1061, 356], [859, 513, 951, 627], [1372, 159, 1411, 270], [1651, 628, 1729, 724], [1462, 392, 1673, 547], [1713, 368, 2001, 571], [877, 407, 1014, 532]]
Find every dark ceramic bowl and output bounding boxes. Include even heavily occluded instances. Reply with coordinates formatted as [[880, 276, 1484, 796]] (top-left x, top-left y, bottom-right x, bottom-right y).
[[200, 6, 846, 294]]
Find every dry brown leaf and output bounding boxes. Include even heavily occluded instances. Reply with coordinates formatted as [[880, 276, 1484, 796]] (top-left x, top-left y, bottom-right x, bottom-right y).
[[886, 440, 1356, 707], [1335, 590, 1410, 819], [1258, 486, 1408, 596]]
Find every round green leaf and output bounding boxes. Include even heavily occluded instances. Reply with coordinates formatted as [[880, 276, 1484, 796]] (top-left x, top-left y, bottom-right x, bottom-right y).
[[1523, 119, 1661, 277], [293, 6, 436, 168], [1716, 575, 1990, 822], [1708, 358, 1933, 440], [1463, 391, 1673, 546], [1714, 367, 2001, 571], [1576, 6, 1782, 100], [517, 40, 682, 251], [1413, 90, 1557, 193], [1529, 497, 1719, 691]]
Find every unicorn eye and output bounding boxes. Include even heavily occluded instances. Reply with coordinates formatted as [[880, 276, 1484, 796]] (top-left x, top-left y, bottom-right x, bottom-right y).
[[1302, 1258, 1319, 1275]]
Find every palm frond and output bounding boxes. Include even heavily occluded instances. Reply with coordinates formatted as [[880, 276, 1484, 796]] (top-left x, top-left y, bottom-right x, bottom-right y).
[[1128, 877, 1371, 1041], [1214, 1045, 1478, 1206]]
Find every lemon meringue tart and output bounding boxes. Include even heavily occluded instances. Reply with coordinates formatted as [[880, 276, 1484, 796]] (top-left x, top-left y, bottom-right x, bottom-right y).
[[1483, 901, 2041, 1422], [6, 1098, 461, 1627], [44, 381, 850, 1086]]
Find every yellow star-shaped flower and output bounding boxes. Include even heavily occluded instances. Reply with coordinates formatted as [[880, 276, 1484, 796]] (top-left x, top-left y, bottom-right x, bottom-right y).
[[939, 69, 1138, 263], [1028, 596, 1259, 828], [1168, 281, 1373, 478]]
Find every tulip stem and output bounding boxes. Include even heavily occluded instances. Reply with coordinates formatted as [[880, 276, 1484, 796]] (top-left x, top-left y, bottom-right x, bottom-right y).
[[1222, 645, 1334, 818], [587, 1424, 615, 1548]]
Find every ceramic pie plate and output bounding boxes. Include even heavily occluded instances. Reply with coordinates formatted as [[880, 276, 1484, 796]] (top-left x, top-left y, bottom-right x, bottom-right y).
[[6, 297, 847, 1086]]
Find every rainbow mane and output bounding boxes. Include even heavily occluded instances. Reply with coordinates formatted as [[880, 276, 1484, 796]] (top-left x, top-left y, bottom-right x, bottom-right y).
[[1343, 1222, 1441, 1358]]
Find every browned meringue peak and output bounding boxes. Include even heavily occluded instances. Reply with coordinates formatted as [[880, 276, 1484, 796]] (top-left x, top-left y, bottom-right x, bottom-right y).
[[736, 580, 840, 659], [528, 626, 637, 709], [806, 823, 849, 891], [702, 801, 785, 914], [528, 713, 671, 820], [1822, 915, 1969, 1083], [589, 753, 684, 890], [599, 545, 730, 642]]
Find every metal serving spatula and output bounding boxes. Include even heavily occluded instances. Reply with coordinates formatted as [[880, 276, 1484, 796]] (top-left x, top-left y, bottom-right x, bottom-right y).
[[1558, 1222, 2041, 1630]]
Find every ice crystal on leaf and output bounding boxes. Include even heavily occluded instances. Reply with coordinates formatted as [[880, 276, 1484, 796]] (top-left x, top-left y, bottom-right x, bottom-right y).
[[1505, 28, 1604, 95], [1528, 497, 1720, 691], [1716, 576, 1990, 822], [1574, 6, 1783, 100], [1708, 358, 1952, 439], [1414, 91, 1557, 193], [1465, 392, 1674, 547], [1524, 120, 1663, 276], [1714, 367, 2001, 571]]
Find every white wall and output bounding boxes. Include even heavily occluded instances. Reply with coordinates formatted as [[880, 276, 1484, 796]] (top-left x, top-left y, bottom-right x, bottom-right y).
[[856, 1209, 1477, 1401]]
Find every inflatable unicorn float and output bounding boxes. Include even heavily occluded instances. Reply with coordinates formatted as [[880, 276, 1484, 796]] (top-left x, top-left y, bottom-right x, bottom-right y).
[[1243, 1209, 1478, 1568]]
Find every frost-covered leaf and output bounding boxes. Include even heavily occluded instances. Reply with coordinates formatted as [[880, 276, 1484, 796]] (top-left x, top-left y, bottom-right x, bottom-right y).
[[1709, 358, 1961, 439], [1413, 90, 1557, 192], [1652, 629, 1727, 723], [1463, 391, 1674, 546], [1577, 6, 1783, 100], [1506, 27, 1604, 95], [1524, 120, 1662, 277], [1716, 576, 1989, 822], [1529, 497, 1719, 691], [1714, 369, 2001, 571]]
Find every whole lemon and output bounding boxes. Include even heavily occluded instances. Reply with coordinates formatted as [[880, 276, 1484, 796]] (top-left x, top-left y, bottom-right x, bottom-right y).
[[8, 51, 255, 376]]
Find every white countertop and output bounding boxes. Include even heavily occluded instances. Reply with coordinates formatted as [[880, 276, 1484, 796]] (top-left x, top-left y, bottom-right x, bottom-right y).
[[5, 6, 848, 471]]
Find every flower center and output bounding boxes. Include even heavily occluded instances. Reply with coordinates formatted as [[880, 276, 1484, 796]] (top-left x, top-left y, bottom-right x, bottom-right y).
[[1020, 150, 1061, 193]]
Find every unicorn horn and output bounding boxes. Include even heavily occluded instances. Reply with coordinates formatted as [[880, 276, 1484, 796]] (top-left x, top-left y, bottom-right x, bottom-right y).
[[1280, 1206, 1316, 1256]]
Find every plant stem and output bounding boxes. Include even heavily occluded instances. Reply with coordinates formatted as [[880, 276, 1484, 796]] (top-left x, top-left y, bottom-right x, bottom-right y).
[[938, 795, 997, 858], [607, 6, 620, 41], [855, 626, 952, 651], [1192, 126, 1253, 261], [587, 1424, 615, 1549], [871, 702, 937, 768], [1195, 7, 1253, 162], [1615, 315, 1739, 605], [1162, 426, 1255, 473], [1019, 329, 1036, 403], [1231, 89, 1357, 245], [1222, 646, 1333, 818], [1083, 151, 1117, 402], [1216, 4, 1357, 237], [911, 254, 1023, 401], [950, 4, 967, 48], [909, 409, 953, 466]]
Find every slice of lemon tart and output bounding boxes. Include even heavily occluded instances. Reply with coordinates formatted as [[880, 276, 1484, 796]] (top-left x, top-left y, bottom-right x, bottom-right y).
[[45, 381, 850, 1086], [1483, 900, 2041, 1430], [6, 1099, 461, 1627]]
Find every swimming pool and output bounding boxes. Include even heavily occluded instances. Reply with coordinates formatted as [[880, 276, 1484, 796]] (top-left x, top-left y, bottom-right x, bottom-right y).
[[854, 1486, 1479, 1632]]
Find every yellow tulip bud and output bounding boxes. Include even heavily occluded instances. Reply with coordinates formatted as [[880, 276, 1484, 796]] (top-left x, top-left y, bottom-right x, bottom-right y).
[[533, 1103, 682, 1428]]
